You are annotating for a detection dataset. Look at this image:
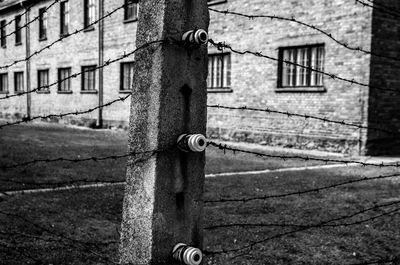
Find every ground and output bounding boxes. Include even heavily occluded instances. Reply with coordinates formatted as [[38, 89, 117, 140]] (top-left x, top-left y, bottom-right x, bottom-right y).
[[0, 124, 400, 265]]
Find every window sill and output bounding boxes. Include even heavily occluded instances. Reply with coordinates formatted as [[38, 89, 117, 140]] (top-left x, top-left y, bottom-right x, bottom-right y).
[[57, 91, 73, 94], [81, 90, 98, 94], [15, 42, 22, 46], [83, 27, 95, 32], [0, 91, 9, 94], [39, 37, 47, 41], [119, 90, 131, 94], [207, 87, 233, 93], [275, 86, 326, 93], [1, 45, 6, 48], [123, 18, 138, 24], [208, 0, 227, 6], [60, 33, 69, 37], [36, 90, 50, 94]]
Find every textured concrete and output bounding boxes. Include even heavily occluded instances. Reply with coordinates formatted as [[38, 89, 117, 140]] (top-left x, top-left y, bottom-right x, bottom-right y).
[[119, 0, 209, 264]]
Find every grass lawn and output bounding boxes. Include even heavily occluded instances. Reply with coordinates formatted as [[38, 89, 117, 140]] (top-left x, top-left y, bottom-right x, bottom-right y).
[[1, 124, 400, 264]]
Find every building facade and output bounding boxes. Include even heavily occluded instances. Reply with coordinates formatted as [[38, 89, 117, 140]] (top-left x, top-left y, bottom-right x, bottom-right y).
[[0, 0, 399, 155]]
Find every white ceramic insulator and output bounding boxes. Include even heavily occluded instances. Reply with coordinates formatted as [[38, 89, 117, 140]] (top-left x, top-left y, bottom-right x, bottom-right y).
[[182, 29, 209, 45], [172, 243, 203, 265], [187, 134, 206, 152]]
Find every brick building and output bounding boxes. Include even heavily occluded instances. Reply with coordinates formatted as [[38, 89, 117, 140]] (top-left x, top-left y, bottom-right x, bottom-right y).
[[0, 0, 399, 155]]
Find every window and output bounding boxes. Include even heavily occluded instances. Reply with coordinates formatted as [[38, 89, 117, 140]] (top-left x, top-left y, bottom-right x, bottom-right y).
[[60, 0, 69, 35], [37, 70, 49, 92], [15, 15, 22, 45], [124, 0, 139, 21], [82, 65, 96, 91], [207, 53, 231, 90], [14, 72, 24, 92], [208, 0, 227, 6], [278, 45, 325, 88], [58, 67, 72, 92], [38, 8, 47, 40], [84, 0, 96, 28], [1, 20, 6, 47], [120, 62, 134, 91], [0, 73, 8, 93]]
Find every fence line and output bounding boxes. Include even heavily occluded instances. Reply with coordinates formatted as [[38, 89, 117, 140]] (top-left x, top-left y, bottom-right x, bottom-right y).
[[208, 141, 400, 168], [209, 39, 400, 95], [0, 210, 119, 264], [204, 172, 400, 204], [205, 200, 400, 256], [355, 0, 400, 19], [0, 0, 131, 71], [1, 0, 60, 40], [0, 1, 38, 31], [204, 206, 400, 230], [0, 39, 165, 101], [209, 8, 400, 63], [208, 104, 399, 137]]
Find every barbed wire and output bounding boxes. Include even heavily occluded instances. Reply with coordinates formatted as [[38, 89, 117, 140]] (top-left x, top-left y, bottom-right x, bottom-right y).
[[208, 39, 400, 95], [0, 0, 37, 31], [355, 0, 400, 19], [0, 39, 165, 101], [205, 200, 400, 256], [0, 94, 132, 129], [0, 146, 168, 170], [209, 8, 400, 63], [204, 172, 400, 204], [207, 141, 400, 168], [0, 210, 119, 264], [204, 205, 400, 230], [0, 0, 132, 71], [207, 104, 399, 137], [1, 0, 60, 40]]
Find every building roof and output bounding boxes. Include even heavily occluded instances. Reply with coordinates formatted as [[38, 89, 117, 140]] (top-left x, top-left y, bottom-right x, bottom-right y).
[[0, 0, 26, 13]]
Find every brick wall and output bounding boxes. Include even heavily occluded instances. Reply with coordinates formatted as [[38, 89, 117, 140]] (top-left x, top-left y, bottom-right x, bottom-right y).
[[207, 0, 373, 155]]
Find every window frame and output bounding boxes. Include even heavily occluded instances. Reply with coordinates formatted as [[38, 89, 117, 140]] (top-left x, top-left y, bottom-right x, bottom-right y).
[[0, 20, 6, 48], [38, 7, 48, 40], [84, 0, 96, 29], [14, 71, 24, 93], [207, 52, 232, 93], [277, 44, 326, 92], [60, 0, 69, 36], [37, 69, 50, 93], [0, 73, 8, 93], [15, 15, 22, 45], [81, 65, 97, 93], [120, 62, 135, 93], [124, 0, 139, 22], [58, 67, 72, 93]]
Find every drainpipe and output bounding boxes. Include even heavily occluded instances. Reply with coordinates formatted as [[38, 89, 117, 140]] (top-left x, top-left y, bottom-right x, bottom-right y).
[[97, 0, 104, 127], [22, 2, 31, 119]]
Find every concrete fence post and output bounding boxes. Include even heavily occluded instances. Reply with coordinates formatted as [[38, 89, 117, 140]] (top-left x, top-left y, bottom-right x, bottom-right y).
[[119, 0, 209, 264]]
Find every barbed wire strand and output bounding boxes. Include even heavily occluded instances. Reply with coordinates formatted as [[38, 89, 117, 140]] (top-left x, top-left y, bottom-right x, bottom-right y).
[[0, 0, 132, 71], [205, 200, 400, 256], [204, 205, 400, 230], [1, 0, 60, 40], [209, 8, 400, 63], [0, 38, 165, 101], [207, 104, 399, 137], [355, 0, 400, 19], [207, 141, 400, 168], [0, 210, 119, 264], [0, 0, 38, 31], [204, 172, 400, 204], [209, 39, 400, 95]]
